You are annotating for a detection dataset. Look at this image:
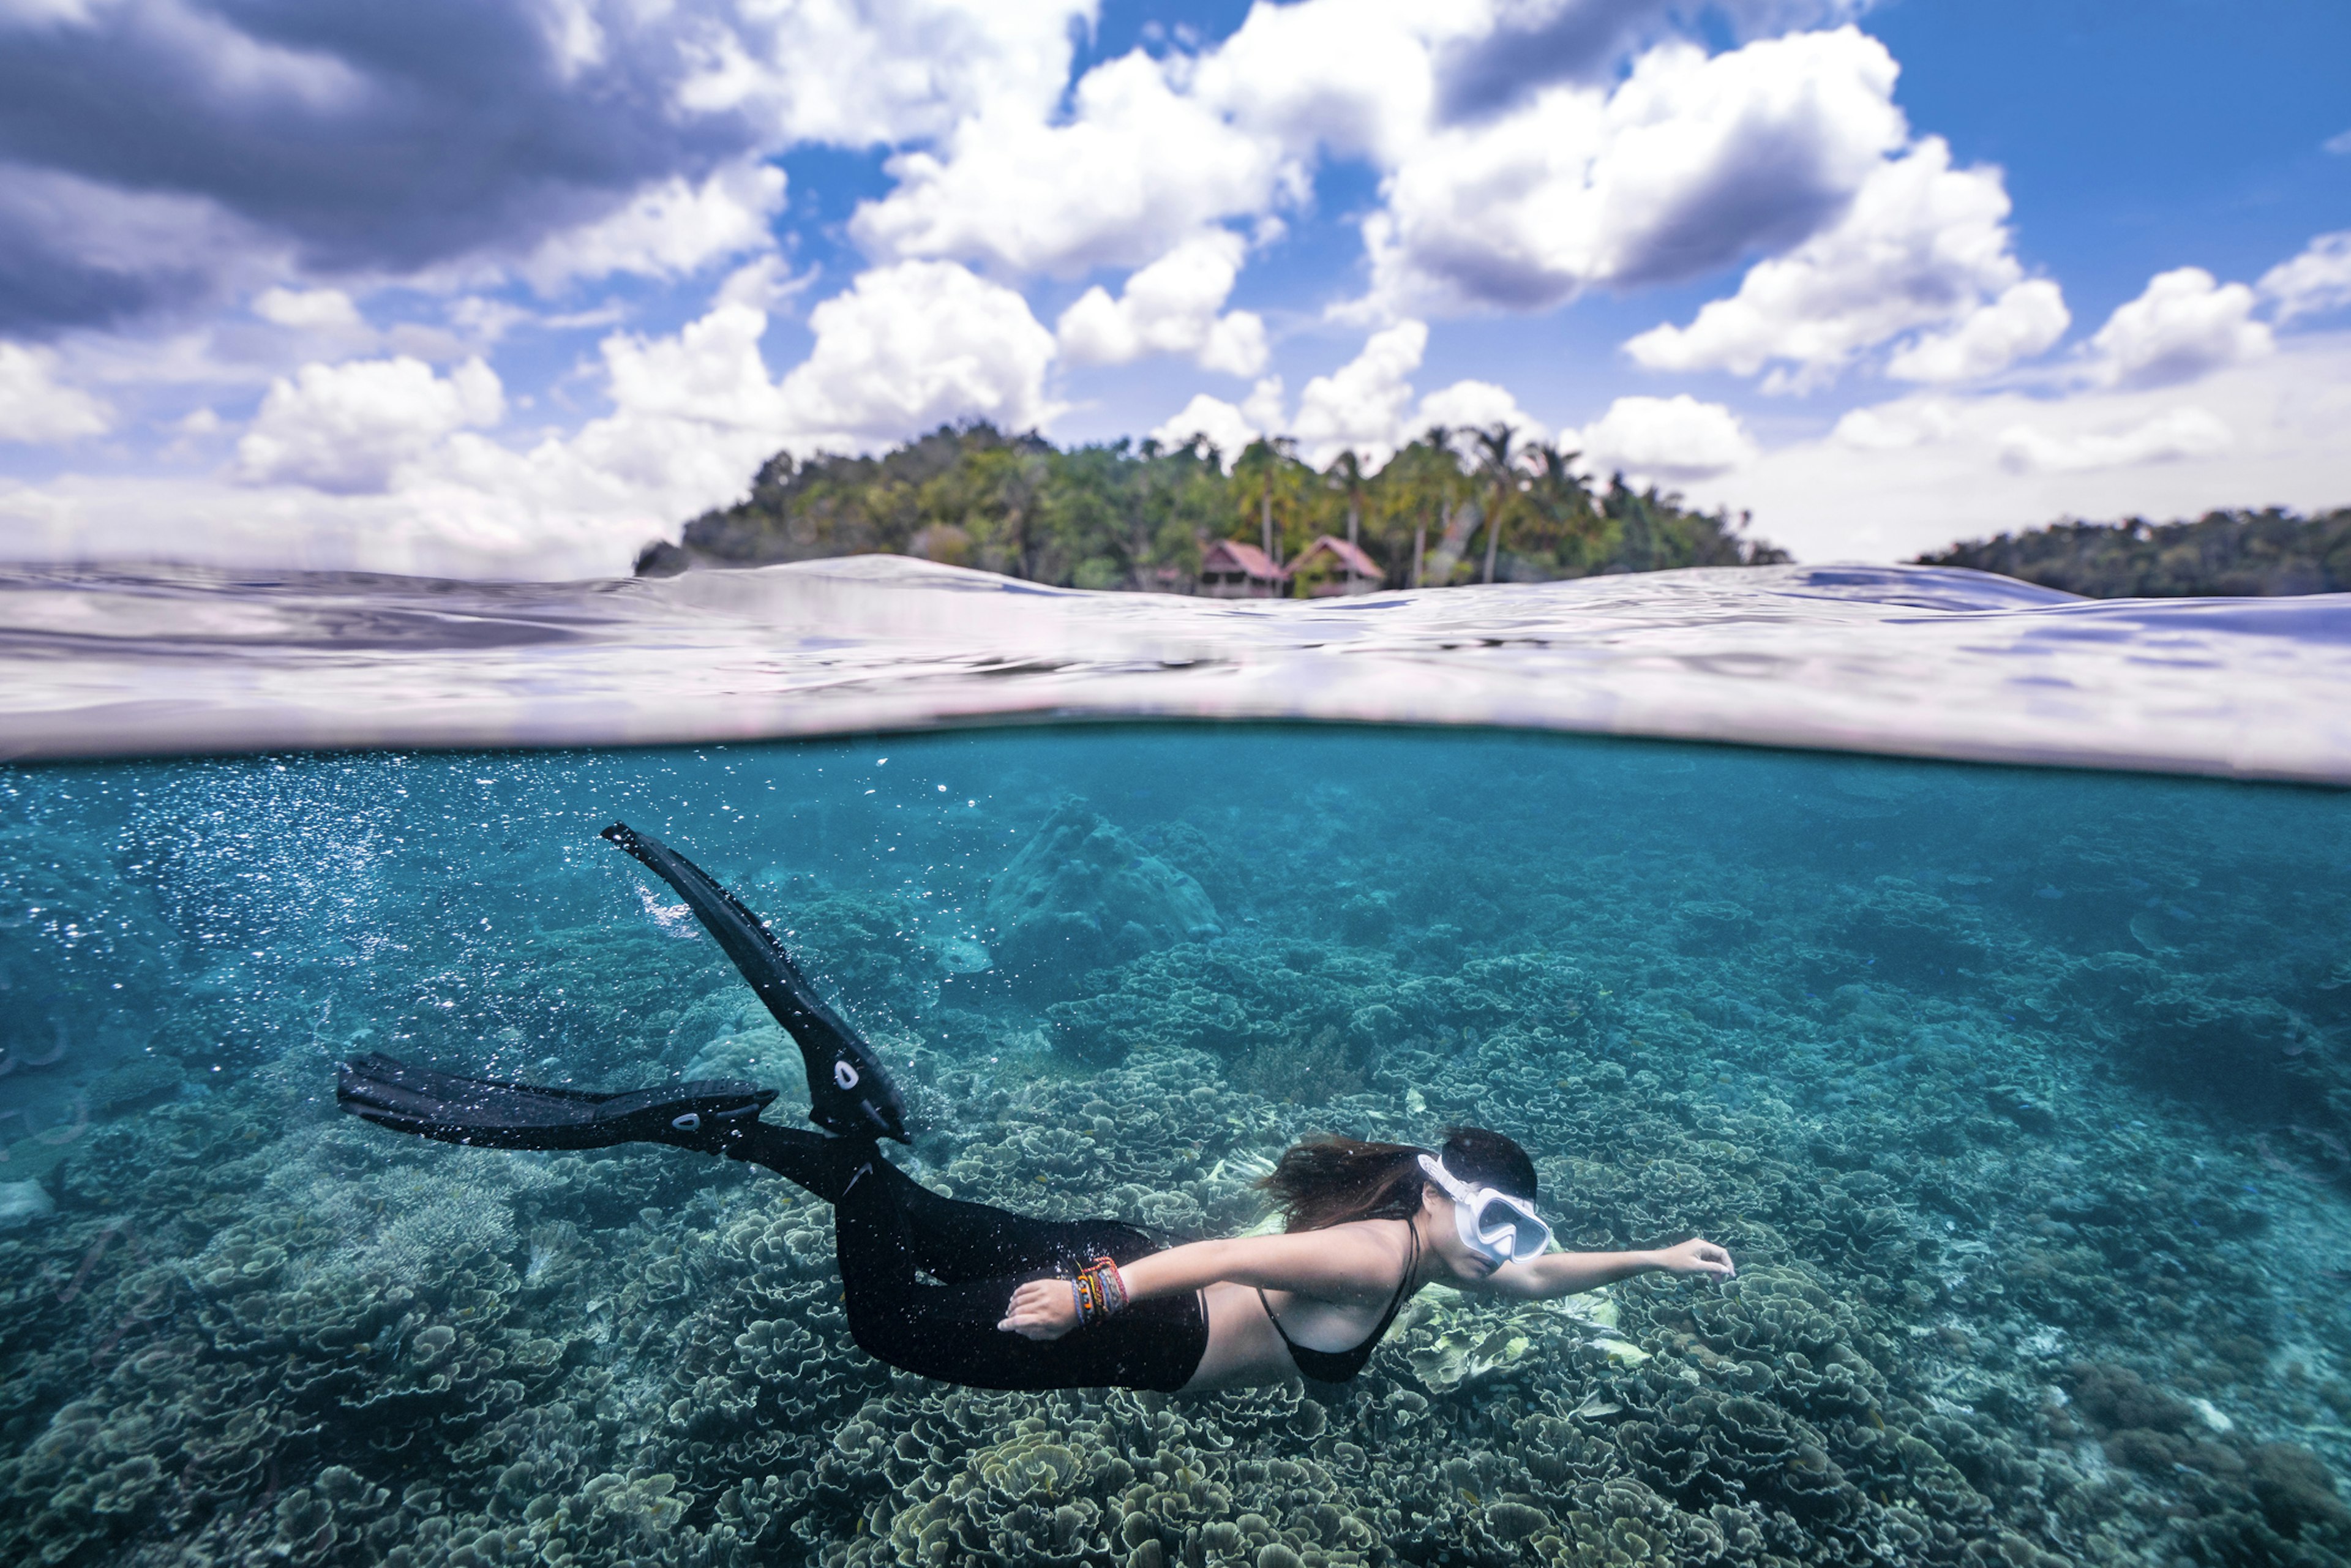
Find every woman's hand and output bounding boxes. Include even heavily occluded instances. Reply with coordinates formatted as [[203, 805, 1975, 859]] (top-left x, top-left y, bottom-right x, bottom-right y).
[[997, 1277, 1078, 1341], [1654, 1238, 1736, 1279]]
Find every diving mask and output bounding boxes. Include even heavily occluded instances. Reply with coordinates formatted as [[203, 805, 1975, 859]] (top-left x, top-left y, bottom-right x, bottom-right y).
[[1418, 1153, 1552, 1266]]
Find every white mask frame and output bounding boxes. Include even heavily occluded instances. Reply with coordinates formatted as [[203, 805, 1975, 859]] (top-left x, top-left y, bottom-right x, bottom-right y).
[[1417, 1153, 1552, 1265]]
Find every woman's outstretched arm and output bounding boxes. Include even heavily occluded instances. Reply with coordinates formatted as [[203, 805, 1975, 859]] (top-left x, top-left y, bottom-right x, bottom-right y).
[[1474, 1237, 1734, 1301], [997, 1225, 1404, 1341]]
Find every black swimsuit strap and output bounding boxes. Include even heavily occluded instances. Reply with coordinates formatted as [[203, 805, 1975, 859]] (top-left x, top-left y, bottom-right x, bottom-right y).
[[1368, 1222, 1422, 1337], [1258, 1220, 1420, 1364]]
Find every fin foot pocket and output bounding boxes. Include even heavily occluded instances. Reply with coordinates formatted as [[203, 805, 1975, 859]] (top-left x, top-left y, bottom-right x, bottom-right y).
[[601, 821, 910, 1143]]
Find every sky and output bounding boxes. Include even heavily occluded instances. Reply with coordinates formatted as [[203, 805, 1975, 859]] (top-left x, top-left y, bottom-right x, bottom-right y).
[[0, 0, 2344, 579]]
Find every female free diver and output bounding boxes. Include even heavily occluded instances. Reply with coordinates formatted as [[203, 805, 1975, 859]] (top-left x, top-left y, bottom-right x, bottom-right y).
[[337, 824, 1734, 1395]]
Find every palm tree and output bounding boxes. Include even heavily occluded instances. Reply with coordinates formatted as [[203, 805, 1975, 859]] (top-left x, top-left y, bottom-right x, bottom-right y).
[[1325, 449, 1369, 551], [1470, 424, 1523, 585], [1374, 428, 1459, 587], [1524, 441, 1597, 572], [1231, 437, 1301, 565], [1604, 475, 1656, 574]]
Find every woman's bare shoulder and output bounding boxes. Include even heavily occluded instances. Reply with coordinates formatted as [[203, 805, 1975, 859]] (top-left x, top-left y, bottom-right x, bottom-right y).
[[1286, 1217, 1417, 1269], [1266, 1215, 1407, 1242]]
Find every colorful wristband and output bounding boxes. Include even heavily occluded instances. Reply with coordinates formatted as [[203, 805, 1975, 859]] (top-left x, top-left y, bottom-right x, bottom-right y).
[[1071, 1255, 1128, 1327]]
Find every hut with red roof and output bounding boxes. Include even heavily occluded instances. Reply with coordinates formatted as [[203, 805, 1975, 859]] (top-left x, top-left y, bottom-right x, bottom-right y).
[[1286, 535, 1384, 597], [1199, 539, 1290, 599]]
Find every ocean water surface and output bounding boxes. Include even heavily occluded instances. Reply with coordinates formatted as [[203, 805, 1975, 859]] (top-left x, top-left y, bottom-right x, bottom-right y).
[[2, 561, 2350, 1567]]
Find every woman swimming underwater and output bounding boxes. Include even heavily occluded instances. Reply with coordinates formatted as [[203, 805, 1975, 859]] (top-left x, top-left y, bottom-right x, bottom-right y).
[[338, 825, 1734, 1395]]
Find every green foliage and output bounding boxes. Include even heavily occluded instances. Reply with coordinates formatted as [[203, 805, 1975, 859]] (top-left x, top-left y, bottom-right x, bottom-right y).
[[638, 421, 1790, 588], [1915, 507, 2351, 598]]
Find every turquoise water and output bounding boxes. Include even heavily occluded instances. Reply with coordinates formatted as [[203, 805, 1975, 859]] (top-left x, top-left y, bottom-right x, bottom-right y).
[[5, 724, 2350, 1566]]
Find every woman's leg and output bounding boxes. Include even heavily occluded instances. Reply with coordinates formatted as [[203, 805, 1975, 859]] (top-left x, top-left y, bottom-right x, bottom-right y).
[[869, 1161, 1158, 1284], [815, 1150, 1204, 1392], [723, 1121, 877, 1201], [726, 1125, 1149, 1284], [340, 1075, 1205, 1391]]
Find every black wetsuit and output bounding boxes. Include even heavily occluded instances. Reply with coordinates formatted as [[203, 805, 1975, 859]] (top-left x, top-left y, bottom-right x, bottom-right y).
[[732, 1124, 1209, 1392]]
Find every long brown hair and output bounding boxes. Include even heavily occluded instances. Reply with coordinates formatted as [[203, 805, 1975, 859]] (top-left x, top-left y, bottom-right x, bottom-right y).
[[1257, 1127, 1537, 1232], [1258, 1136, 1426, 1232]]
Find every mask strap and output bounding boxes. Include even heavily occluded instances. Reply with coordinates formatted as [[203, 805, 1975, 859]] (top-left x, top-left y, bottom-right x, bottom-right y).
[[1417, 1152, 1474, 1203]]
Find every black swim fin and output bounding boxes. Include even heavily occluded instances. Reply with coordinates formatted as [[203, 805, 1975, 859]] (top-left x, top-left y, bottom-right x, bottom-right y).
[[601, 822, 910, 1144], [336, 1051, 777, 1153]]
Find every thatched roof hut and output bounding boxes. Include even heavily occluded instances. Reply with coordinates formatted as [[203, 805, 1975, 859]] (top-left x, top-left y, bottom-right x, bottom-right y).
[[1200, 539, 1290, 598], [1287, 535, 1383, 596]]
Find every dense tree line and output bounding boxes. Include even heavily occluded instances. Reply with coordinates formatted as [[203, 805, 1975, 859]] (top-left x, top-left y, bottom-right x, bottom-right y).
[[636, 421, 1790, 590], [1915, 508, 2351, 598]]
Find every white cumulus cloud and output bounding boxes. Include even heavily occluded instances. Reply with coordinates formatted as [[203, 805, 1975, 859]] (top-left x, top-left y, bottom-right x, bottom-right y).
[[1573, 394, 1758, 480], [1056, 230, 1268, 375], [253, 287, 367, 332], [542, 260, 1063, 480], [2087, 267, 2273, 388], [1995, 407, 2233, 474], [7, 258, 1069, 579], [1186, 0, 1460, 170], [1885, 279, 2069, 383], [689, 0, 1095, 149], [236, 356, 504, 492], [1292, 320, 1430, 466], [573, 303, 795, 481], [778, 260, 1060, 447], [842, 0, 1480, 282], [1149, 391, 1264, 465], [1624, 138, 2053, 390], [851, 50, 1296, 277], [2259, 231, 2351, 325], [1413, 379, 1548, 445], [1145, 324, 1556, 472], [520, 162, 787, 293], [841, 7, 1933, 321], [230, 261, 1054, 529], [0, 342, 113, 442], [1364, 28, 1909, 315], [1830, 400, 1958, 451]]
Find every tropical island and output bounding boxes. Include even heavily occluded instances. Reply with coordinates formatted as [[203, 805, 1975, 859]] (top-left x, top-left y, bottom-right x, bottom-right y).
[[637, 422, 2347, 601], [635, 422, 1788, 593], [1914, 507, 2351, 598]]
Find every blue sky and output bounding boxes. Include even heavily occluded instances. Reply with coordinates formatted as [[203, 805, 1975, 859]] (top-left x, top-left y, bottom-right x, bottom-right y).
[[1868, 1, 2347, 306], [0, 0, 2343, 577]]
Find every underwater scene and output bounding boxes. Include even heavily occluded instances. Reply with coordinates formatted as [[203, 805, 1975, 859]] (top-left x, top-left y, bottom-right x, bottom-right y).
[[4, 724, 2351, 1568]]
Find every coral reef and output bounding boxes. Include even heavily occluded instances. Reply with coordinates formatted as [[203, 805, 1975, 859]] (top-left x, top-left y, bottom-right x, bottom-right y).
[[1, 730, 2348, 1567], [987, 800, 1221, 992], [0, 1179, 53, 1228]]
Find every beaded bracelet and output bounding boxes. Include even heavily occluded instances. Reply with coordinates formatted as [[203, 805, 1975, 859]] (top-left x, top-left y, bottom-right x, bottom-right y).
[[1070, 1255, 1129, 1328]]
